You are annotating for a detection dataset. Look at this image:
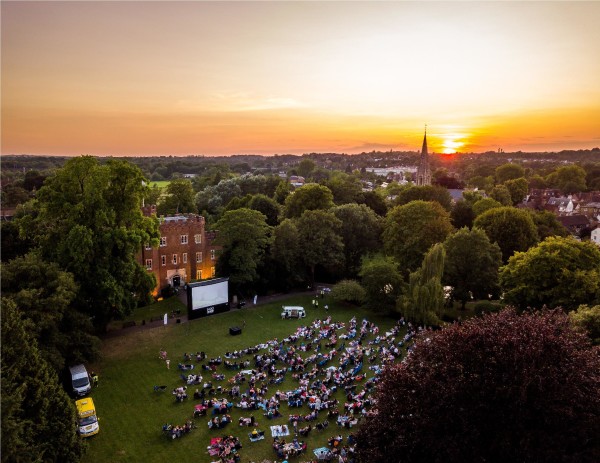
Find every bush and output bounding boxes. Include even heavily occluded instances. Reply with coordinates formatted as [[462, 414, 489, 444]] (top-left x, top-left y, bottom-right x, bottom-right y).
[[569, 304, 600, 345], [161, 286, 176, 298], [331, 279, 366, 305], [356, 308, 600, 463]]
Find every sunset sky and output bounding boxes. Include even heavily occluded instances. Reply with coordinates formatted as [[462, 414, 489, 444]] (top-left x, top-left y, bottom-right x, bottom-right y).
[[2, 1, 600, 156]]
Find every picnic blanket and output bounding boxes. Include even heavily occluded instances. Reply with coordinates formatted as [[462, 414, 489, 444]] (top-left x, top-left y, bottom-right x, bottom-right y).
[[207, 437, 222, 456], [314, 447, 332, 460], [270, 424, 290, 437], [248, 432, 265, 442]]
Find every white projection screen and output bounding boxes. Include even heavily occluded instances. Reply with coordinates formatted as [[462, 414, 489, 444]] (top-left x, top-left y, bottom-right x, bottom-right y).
[[191, 279, 228, 310], [186, 278, 230, 319]]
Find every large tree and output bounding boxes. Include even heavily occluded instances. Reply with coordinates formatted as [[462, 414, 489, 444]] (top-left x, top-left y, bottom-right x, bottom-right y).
[[20, 156, 160, 331], [355, 309, 600, 463], [450, 200, 475, 229], [383, 200, 454, 272], [0, 253, 100, 370], [273, 179, 292, 205], [360, 190, 388, 216], [156, 178, 196, 215], [499, 236, 600, 311], [0, 220, 32, 262], [504, 177, 529, 205], [473, 206, 539, 262], [325, 172, 364, 205], [283, 183, 334, 218], [296, 158, 316, 178], [488, 184, 512, 206], [214, 208, 272, 292], [394, 185, 453, 211], [248, 194, 281, 227], [570, 304, 600, 345], [546, 164, 587, 194], [359, 254, 403, 314], [332, 203, 383, 276], [1, 300, 85, 463], [296, 209, 344, 286], [270, 219, 304, 288], [527, 209, 568, 240], [443, 227, 502, 309], [495, 162, 525, 184], [398, 243, 446, 326], [472, 197, 502, 216]]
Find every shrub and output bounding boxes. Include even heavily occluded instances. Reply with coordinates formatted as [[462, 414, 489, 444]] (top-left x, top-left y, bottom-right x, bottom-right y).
[[331, 279, 366, 305], [356, 308, 600, 463]]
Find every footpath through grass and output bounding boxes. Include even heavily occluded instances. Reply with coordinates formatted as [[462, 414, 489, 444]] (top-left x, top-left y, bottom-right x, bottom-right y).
[[87, 295, 402, 463]]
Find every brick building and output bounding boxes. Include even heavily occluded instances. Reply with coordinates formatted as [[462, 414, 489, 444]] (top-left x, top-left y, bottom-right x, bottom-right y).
[[140, 206, 220, 295]]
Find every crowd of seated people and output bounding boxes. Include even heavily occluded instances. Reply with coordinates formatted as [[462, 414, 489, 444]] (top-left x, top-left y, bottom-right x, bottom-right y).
[[184, 373, 202, 385], [298, 424, 312, 436], [272, 436, 306, 459], [208, 414, 232, 429], [211, 398, 233, 415], [238, 415, 257, 427], [162, 420, 195, 439], [315, 420, 329, 431], [172, 386, 188, 402], [161, 316, 417, 463], [206, 435, 242, 462]]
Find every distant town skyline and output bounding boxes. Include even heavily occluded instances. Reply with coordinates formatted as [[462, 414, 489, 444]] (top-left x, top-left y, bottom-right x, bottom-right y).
[[2, 1, 599, 157]]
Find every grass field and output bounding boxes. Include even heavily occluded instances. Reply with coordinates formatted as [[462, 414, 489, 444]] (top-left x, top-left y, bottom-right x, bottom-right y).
[[149, 180, 170, 189], [106, 297, 185, 331], [86, 294, 402, 463]]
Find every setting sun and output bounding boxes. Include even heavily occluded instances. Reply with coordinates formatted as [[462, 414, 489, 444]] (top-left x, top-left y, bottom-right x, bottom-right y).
[[442, 136, 466, 154]]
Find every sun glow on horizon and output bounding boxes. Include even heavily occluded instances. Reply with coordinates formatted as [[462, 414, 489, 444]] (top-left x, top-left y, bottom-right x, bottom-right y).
[[436, 131, 469, 154]]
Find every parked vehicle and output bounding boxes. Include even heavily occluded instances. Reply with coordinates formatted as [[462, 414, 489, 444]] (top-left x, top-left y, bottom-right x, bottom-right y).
[[281, 306, 306, 319], [69, 364, 92, 397], [76, 397, 99, 437]]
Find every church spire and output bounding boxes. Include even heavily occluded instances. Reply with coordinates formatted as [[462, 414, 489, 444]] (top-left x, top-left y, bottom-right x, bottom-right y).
[[421, 124, 428, 156], [416, 125, 431, 186]]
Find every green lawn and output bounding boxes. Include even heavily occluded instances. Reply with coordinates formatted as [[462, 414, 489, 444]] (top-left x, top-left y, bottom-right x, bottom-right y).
[[86, 295, 402, 463], [149, 180, 171, 189], [107, 297, 187, 331]]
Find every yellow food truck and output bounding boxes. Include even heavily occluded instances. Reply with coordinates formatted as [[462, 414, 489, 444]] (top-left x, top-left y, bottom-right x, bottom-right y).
[[76, 397, 99, 437]]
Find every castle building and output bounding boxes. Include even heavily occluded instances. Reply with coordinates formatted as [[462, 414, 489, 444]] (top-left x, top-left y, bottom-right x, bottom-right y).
[[140, 205, 221, 295], [415, 127, 431, 186]]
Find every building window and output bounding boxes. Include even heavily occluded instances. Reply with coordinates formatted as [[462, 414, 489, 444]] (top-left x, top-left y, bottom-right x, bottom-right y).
[[160, 237, 167, 247], [196, 270, 202, 280], [182, 253, 187, 264], [180, 234, 188, 245], [145, 259, 152, 270], [194, 234, 202, 244], [172, 254, 178, 265], [210, 249, 216, 260], [211, 266, 216, 277], [196, 252, 202, 263], [144, 243, 151, 250], [161, 255, 166, 266]]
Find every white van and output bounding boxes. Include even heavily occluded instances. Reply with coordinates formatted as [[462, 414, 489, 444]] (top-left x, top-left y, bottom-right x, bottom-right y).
[[281, 306, 306, 319], [70, 364, 92, 397]]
